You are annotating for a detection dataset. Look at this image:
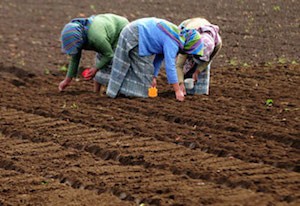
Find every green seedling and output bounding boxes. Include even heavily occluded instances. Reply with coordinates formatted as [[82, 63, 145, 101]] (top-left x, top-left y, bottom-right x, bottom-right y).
[[264, 62, 272, 66], [59, 65, 68, 73], [285, 108, 299, 112], [266, 99, 273, 107], [41, 180, 48, 185], [62, 101, 67, 109], [273, 5, 280, 12], [70, 103, 78, 109], [278, 57, 287, 64], [44, 69, 50, 75], [229, 58, 238, 66], [243, 63, 249, 67]]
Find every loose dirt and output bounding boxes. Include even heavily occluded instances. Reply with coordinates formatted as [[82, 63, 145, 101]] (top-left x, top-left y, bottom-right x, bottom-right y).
[[0, 0, 299, 205]]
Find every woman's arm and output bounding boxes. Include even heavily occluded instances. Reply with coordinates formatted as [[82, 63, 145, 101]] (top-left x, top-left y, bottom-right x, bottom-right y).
[[164, 43, 185, 101], [66, 51, 82, 78], [176, 54, 188, 84], [153, 54, 164, 77]]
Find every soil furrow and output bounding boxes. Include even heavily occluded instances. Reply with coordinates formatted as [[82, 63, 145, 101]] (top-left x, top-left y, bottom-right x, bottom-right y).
[[0, 131, 277, 206], [1, 108, 299, 204], [1, 87, 298, 173], [1, 0, 299, 205]]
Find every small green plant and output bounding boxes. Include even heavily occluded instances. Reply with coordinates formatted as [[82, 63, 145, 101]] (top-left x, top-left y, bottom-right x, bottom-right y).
[[265, 99, 273, 107], [229, 58, 238, 66], [292, 60, 298, 65], [62, 101, 67, 109], [278, 57, 287, 64], [264, 62, 272, 66], [273, 5, 280, 12], [70, 103, 78, 109], [41, 180, 48, 185], [243, 63, 249, 67], [90, 5, 96, 12], [59, 64, 68, 73], [44, 69, 50, 75]]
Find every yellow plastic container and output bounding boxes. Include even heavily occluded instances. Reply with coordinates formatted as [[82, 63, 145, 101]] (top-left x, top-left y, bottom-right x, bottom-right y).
[[148, 87, 158, 98]]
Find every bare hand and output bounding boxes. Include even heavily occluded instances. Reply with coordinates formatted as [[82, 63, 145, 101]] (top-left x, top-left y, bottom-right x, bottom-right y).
[[172, 83, 184, 101], [151, 77, 157, 88], [58, 77, 72, 91], [84, 67, 97, 80], [179, 83, 186, 95], [175, 90, 185, 101], [192, 70, 199, 82]]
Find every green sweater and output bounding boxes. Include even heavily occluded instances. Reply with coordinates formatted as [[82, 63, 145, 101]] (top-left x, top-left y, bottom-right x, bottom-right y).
[[67, 14, 129, 78]]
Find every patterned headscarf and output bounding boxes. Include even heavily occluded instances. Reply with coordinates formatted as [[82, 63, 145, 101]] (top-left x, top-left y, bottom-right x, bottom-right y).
[[61, 16, 94, 55], [195, 24, 221, 62], [157, 20, 204, 56]]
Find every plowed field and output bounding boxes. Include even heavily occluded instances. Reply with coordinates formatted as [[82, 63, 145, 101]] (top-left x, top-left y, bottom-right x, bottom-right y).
[[0, 0, 299, 205]]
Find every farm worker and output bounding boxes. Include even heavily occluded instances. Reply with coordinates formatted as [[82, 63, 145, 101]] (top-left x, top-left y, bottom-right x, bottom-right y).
[[59, 13, 129, 94], [106, 17, 204, 102], [176, 17, 222, 95]]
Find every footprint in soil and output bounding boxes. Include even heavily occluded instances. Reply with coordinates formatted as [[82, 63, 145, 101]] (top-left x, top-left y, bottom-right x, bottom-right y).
[[0, 65, 35, 79], [10, 79, 26, 87]]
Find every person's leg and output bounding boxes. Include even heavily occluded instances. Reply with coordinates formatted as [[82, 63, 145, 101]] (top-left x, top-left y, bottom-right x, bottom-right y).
[[94, 67, 111, 95], [94, 68, 111, 85], [99, 84, 107, 96], [94, 80, 101, 92], [94, 53, 112, 86], [93, 53, 112, 95], [194, 63, 210, 95]]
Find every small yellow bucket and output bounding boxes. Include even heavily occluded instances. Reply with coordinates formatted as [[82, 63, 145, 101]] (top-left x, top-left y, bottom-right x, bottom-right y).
[[148, 87, 158, 98]]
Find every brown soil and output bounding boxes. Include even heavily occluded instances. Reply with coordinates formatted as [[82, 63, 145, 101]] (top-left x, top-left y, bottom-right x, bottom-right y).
[[0, 0, 299, 205]]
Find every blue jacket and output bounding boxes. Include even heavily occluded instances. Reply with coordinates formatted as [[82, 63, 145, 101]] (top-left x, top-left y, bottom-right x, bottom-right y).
[[137, 18, 179, 84]]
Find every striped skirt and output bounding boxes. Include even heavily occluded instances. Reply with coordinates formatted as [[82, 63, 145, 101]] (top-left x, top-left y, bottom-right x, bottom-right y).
[[106, 21, 154, 98]]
